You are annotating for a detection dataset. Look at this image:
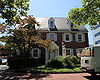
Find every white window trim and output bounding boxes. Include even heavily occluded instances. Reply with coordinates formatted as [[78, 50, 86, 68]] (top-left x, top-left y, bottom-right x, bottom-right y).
[[65, 48, 73, 55], [32, 48, 40, 58], [47, 33, 57, 41], [63, 33, 72, 42], [48, 18, 55, 28], [76, 33, 85, 42]]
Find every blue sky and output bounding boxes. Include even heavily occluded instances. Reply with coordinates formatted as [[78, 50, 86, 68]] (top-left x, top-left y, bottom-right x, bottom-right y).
[[28, 0, 93, 45]]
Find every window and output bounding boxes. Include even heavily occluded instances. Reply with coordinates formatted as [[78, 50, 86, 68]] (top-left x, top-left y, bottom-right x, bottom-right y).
[[95, 40, 100, 44], [94, 25, 100, 30], [47, 33, 57, 41], [50, 21, 54, 28], [64, 33, 72, 42], [66, 48, 73, 55], [48, 18, 55, 28], [50, 33, 55, 41], [32, 48, 40, 58], [85, 60, 89, 64], [65, 34, 70, 41], [75, 33, 85, 42], [66, 49, 70, 55], [95, 32, 100, 37], [78, 34, 82, 41]]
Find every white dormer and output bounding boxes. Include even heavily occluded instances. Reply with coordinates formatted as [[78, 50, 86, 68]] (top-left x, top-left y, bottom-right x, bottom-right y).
[[48, 17, 55, 28]]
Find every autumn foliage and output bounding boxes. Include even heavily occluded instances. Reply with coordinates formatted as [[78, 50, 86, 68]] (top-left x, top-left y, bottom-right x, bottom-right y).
[[0, 16, 56, 57]]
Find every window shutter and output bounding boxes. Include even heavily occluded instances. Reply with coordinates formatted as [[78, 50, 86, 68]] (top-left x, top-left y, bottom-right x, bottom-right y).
[[75, 34, 78, 41], [70, 49, 73, 55], [76, 49, 78, 54], [70, 34, 73, 41], [62, 33, 65, 41], [46, 33, 50, 39], [55, 33, 57, 41], [82, 34, 85, 41]]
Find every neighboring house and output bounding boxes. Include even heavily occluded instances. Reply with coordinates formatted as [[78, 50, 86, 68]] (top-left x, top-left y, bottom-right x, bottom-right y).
[[93, 25, 100, 46], [0, 48, 10, 59], [16, 17, 89, 64]]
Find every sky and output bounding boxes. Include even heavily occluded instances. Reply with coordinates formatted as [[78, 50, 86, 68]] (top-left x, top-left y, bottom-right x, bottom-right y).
[[28, 0, 93, 45]]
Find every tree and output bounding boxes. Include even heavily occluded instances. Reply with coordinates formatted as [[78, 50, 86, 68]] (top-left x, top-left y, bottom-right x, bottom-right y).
[[0, 16, 56, 58], [67, 0, 100, 28], [0, 0, 29, 26]]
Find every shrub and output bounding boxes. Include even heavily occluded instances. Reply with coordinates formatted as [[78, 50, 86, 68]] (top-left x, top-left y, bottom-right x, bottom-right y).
[[7, 57, 42, 69], [46, 56, 64, 68], [63, 55, 79, 68], [63, 56, 75, 68], [54, 56, 64, 62], [46, 55, 80, 69]]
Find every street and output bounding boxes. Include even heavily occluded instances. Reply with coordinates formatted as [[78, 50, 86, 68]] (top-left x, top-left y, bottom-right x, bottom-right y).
[[1, 71, 100, 80], [0, 65, 100, 80], [29, 73, 100, 80]]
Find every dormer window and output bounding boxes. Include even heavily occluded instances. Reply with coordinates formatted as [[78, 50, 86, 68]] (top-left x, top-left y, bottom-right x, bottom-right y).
[[50, 21, 54, 28], [48, 17, 55, 28]]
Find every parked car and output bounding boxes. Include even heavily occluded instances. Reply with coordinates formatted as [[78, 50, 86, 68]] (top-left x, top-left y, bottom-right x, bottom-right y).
[[0, 59, 7, 65]]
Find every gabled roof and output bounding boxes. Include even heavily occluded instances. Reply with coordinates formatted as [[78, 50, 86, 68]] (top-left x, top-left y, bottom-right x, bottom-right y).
[[35, 17, 88, 32], [16, 17, 88, 32]]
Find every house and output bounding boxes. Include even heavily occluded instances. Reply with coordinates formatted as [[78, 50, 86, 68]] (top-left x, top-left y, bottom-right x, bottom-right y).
[[30, 17, 89, 63], [93, 25, 100, 46], [15, 17, 89, 64]]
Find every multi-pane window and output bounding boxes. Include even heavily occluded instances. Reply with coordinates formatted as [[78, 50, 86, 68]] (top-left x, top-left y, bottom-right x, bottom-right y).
[[66, 49, 70, 55], [75, 33, 85, 42], [66, 48, 73, 55], [94, 25, 100, 30], [64, 33, 72, 42], [32, 48, 40, 58], [65, 34, 70, 41], [78, 34, 82, 42], [47, 33, 57, 41], [50, 33, 55, 41], [48, 18, 55, 28], [50, 21, 54, 28], [95, 40, 100, 44], [95, 32, 100, 37]]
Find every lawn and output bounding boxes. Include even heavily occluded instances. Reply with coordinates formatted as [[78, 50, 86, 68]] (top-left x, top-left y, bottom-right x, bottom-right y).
[[30, 66, 81, 72]]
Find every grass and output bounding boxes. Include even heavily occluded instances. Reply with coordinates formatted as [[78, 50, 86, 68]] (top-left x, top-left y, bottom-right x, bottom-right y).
[[30, 65, 81, 72]]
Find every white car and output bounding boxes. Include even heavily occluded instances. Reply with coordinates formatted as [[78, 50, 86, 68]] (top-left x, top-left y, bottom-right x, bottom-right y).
[[0, 59, 7, 65]]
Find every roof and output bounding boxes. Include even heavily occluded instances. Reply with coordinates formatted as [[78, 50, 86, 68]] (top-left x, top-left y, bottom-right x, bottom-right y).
[[16, 17, 88, 32], [35, 17, 88, 32]]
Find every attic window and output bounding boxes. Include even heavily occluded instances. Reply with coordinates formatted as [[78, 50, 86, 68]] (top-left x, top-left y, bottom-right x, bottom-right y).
[[50, 21, 54, 28], [48, 18, 55, 28]]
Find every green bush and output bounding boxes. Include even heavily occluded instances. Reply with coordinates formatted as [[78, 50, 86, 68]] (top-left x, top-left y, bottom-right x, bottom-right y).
[[63, 55, 79, 68], [46, 56, 64, 68], [7, 57, 42, 69], [46, 55, 80, 69], [54, 56, 64, 62], [63, 56, 75, 68]]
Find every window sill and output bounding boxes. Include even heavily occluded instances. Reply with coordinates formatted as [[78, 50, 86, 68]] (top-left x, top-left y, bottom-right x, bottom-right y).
[[63, 41, 71, 42]]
